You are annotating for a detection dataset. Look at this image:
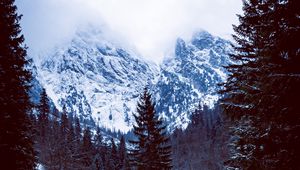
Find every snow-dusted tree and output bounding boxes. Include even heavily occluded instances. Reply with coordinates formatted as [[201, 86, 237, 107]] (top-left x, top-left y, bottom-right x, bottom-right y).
[[0, 0, 36, 168], [129, 87, 172, 170]]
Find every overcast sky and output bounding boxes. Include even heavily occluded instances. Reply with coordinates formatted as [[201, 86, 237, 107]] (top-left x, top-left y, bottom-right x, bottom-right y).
[[16, 0, 243, 63]]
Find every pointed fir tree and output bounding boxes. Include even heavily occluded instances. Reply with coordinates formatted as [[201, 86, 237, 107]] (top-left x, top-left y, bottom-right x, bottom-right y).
[[220, 0, 300, 169], [58, 106, 75, 169], [74, 115, 82, 144], [0, 0, 37, 168], [109, 138, 119, 169], [37, 88, 50, 141], [36, 88, 51, 166], [119, 135, 130, 170], [81, 127, 94, 169], [60, 105, 69, 140], [93, 126, 105, 170], [42, 112, 64, 169], [129, 87, 172, 170], [94, 126, 103, 150]]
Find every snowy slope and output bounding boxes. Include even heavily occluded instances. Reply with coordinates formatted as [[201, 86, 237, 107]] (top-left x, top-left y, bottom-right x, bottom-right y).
[[35, 28, 159, 132], [155, 31, 233, 130], [33, 27, 232, 132]]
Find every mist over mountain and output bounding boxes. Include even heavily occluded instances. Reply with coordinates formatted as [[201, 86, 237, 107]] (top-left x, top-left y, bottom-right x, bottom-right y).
[[32, 26, 233, 133]]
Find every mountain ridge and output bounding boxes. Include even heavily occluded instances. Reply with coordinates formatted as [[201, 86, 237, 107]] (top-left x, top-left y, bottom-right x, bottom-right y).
[[32, 27, 233, 132]]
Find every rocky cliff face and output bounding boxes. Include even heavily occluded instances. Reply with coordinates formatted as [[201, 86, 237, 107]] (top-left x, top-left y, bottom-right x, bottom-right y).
[[35, 28, 158, 132], [155, 31, 233, 130], [33, 27, 232, 132]]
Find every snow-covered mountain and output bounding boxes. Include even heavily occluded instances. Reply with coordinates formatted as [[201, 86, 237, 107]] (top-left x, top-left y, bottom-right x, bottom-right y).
[[33, 27, 232, 133], [34, 28, 159, 132], [155, 31, 233, 130]]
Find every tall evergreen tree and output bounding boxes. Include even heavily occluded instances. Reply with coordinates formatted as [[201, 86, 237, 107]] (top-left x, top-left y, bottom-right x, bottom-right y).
[[74, 115, 82, 144], [93, 126, 105, 170], [42, 116, 62, 169], [81, 127, 94, 169], [94, 126, 103, 150], [119, 135, 130, 170], [0, 0, 36, 169], [129, 88, 172, 170], [109, 138, 119, 169], [58, 107, 75, 169], [221, 0, 300, 169], [37, 88, 50, 141], [36, 88, 51, 166], [60, 106, 69, 140]]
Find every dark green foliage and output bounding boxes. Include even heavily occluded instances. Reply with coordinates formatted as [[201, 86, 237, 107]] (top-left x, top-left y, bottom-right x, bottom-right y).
[[81, 127, 95, 169], [34, 92, 131, 169], [74, 115, 82, 144], [109, 138, 119, 169], [129, 88, 172, 170], [119, 135, 130, 170], [0, 0, 37, 168], [221, 0, 300, 169], [60, 106, 69, 137], [37, 88, 50, 140], [171, 105, 229, 169], [93, 126, 105, 170], [55, 107, 75, 169], [36, 89, 51, 166]]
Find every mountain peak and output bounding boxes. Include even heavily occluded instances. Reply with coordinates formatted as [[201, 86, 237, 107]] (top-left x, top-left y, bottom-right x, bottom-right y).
[[33, 27, 233, 132], [35, 27, 159, 133], [191, 30, 215, 50], [192, 30, 213, 40], [175, 38, 189, 58]]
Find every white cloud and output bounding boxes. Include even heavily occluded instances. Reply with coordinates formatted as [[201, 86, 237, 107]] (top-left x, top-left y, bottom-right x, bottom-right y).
[[16, 0, 242, 63]]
